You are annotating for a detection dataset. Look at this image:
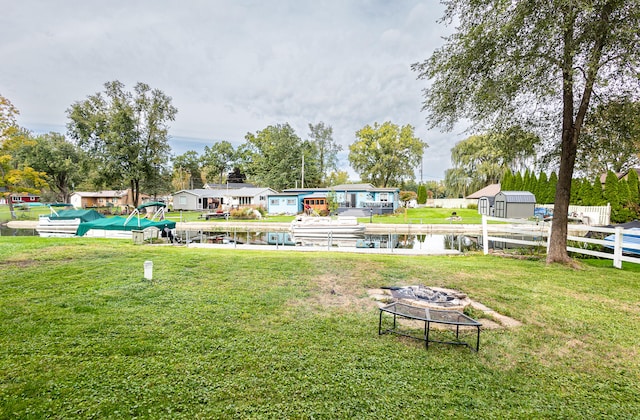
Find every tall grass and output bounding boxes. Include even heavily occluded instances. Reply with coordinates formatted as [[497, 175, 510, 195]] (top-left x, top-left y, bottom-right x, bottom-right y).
[[0, 237, 639, 418]]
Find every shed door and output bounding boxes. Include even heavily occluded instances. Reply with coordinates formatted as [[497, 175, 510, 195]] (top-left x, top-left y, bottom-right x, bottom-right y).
[[495, 200, 505, 218], [350, 194, 356, 208]]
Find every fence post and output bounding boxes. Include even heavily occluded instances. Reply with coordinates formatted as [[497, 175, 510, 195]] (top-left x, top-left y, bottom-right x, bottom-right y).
[[482, 215, 489, 255], [613, 226, 623, 269]]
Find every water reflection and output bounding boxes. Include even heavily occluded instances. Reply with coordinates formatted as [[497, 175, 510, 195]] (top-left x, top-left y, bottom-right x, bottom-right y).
[[176, 230, 480, 253], [0, 226, 37, 236]]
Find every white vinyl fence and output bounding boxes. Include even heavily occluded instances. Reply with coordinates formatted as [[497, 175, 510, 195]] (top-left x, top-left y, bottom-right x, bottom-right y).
[[481, 215, 640, 269]]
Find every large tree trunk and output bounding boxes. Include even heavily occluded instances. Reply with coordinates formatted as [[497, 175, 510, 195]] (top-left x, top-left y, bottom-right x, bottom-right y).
[[547, 129, 577, 264], [547, 14, 577, 264], [547, 4, 610, 264]]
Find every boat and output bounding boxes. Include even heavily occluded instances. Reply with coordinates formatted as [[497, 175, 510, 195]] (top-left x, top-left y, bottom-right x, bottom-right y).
[[604, 228, 640, 256], [290, 216, 365, 245], [36, 204, 105, 237], [76, 202, 176, 239]]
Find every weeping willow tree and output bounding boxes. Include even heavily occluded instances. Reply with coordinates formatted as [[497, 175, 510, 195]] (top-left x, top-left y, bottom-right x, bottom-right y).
[[445, 127, 540, 196]]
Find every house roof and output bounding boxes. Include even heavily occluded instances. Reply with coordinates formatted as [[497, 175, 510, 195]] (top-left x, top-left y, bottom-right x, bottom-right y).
[[203, 182, 256, 189], [173, 187, 275, 198], [466, 184, 500, 199], [71, 190, 129, 198], [496, 191, 536, 203], [283, 183, 398, 193], [303, 192, 328, 199], [599, 168, 640, 184]]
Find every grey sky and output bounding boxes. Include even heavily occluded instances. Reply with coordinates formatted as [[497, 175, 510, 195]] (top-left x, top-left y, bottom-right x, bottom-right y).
[[1, 0, 462, 181]]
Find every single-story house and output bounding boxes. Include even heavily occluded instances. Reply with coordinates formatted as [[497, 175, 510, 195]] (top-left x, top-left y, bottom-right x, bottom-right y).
[[493, 191, 536, 218], [267, 193, 300, 215], [4, 193, 41, 205], [70, 189, 144, 209], [270, 184, 400, 216], [172, 187, 276, 211]]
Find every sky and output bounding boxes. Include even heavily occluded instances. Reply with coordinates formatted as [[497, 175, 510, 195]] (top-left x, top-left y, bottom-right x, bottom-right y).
[[1, 0, 462, 182]]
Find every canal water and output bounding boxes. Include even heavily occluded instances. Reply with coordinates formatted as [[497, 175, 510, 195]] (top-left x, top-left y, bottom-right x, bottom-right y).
[[0, 226, 481, 253]]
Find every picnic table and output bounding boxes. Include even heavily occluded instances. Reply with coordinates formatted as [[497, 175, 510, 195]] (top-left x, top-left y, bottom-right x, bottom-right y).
[[378, 301, 482, 351]]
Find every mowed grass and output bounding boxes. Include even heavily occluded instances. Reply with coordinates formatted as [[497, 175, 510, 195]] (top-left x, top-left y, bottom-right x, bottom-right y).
[[1, 238, 639, 418], [0, 204, 482, 225]]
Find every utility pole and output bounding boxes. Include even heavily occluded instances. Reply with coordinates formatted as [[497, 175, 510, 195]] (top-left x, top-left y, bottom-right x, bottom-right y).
[[301, 154, 305, 189]]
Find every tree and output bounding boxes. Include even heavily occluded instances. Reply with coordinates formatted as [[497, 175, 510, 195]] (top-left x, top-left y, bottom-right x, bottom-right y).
[[326, 170, 349, 186], [444, 167, 471, 198], [0, 95, 48, 218], [172, 151, 203, 190], [576, 96, 640, 178], [227, 167, 246, 184], [201, 141, 235, 185], [627, 169, 640, 207], [412, 1, 640, 264], [417, 184, 428, 205], [446, 128, 540, 195], [67, 81, 177, 207], [399, 191, 417, 207], [241, 123, 319, 191], [308, 122, 342, 185], [349, 122, 426, 187], [21, 133, 86, 203]]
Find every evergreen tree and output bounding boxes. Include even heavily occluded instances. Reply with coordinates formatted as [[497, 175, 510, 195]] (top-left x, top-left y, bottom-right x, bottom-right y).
[[570, 178, 581, 204], [618, 180, 631, 207], [537, 172, 549, 203], [547, 172, 558, 204], [417, 184, 427, 205], [500, 169, 513, 190], [603, 171, 623, 221], [627, 169, 639, 206], [513, 172, 524, 191], [588, 176, 604, 206]]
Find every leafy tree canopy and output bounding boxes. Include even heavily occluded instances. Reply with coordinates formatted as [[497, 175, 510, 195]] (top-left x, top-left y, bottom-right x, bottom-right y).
[[575, 96, 640, 178], [201, 141, 235, 185], [0, 94, 48, 218], [67, 81, 177, 206], [349, 121, 426, 188], [21, 132, 86, 203], [308, 122, 342, 186], [241, 123, 320, 191]]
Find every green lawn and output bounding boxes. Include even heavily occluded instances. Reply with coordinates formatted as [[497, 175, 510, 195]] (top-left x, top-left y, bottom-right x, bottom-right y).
[[1, 238, 638, 418], [1, 204, 483, 225]]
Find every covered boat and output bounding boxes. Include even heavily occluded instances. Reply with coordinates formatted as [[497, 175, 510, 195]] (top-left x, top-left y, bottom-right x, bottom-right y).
[[604, 228, 640, 256], [290, 216, 365, 246], [36, 205, 105, 237], [76, 201, 175, 239], [76, 216, 176, 238]]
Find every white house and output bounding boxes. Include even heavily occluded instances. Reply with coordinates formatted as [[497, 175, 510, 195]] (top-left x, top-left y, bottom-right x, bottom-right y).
[[172, 187, 276, 211]]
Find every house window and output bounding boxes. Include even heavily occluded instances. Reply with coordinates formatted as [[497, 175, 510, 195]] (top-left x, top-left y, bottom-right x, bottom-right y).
[[287, 199, 295, 205], [260, 196, 265, 201], [270, 199, 279, 205], [379, 193, 388, 202]]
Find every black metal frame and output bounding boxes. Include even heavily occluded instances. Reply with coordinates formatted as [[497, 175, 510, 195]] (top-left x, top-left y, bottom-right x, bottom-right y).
[[378, 302, 482, 352]]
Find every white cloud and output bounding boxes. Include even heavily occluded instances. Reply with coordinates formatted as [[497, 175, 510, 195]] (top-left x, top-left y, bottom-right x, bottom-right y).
[[1, 0, 462, 181]]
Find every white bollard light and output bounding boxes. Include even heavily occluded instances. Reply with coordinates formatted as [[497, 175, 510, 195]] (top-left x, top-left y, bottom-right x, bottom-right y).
[[143, 260, 153, 280]]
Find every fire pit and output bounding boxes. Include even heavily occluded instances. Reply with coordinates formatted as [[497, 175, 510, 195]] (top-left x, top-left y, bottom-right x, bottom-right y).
[[382, 285, 471, 311]]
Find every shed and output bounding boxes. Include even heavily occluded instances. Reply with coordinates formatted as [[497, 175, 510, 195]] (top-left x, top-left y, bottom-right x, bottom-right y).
[[478, 196, 495, 216], [493, 191, 536, 219]]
